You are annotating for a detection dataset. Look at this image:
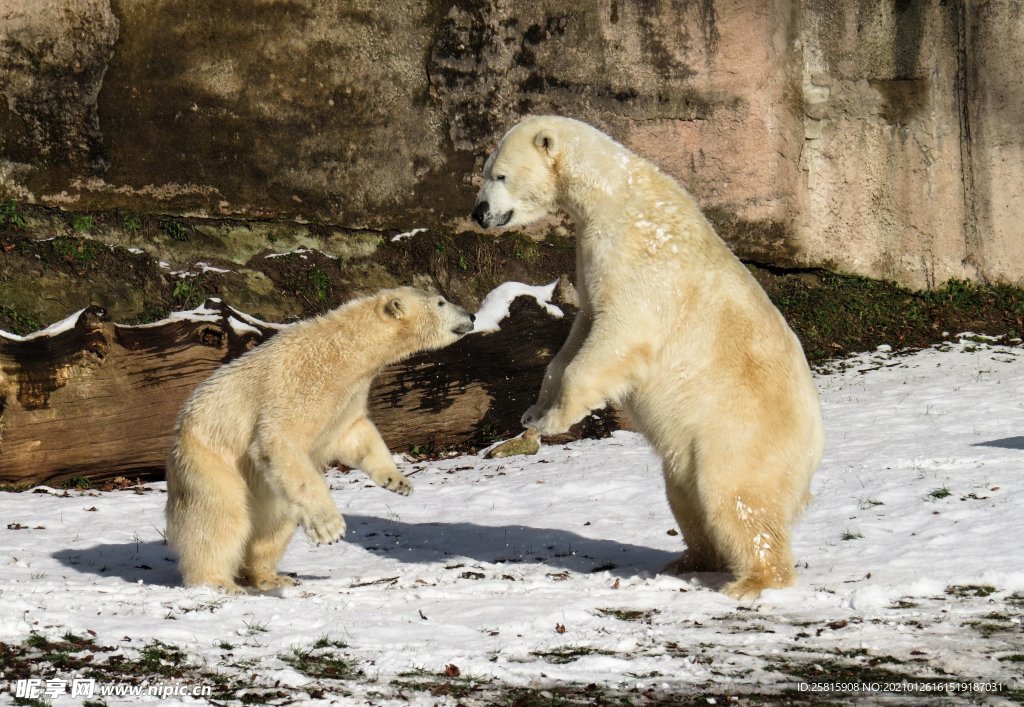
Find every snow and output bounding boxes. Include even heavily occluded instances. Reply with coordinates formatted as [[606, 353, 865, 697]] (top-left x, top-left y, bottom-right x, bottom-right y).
[[390, 227, 427, 242], [130, 298, 282, 336], [0, 309, 85, 342], [194, 261, 231, 274], [263, 246, 335, 260], [472, 280, 563, 333], [2, 339, 1023, 703]]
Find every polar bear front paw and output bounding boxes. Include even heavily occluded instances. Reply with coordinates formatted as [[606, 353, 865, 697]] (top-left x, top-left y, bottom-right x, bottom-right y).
[[374, 471, 413, 496], [531, 408, 574, 437], [520, 404, 547, 428], [300, 506, 347, 545]]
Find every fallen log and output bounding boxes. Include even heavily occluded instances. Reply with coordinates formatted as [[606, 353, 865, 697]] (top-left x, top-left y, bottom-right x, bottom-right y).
[[0, 277, 619, 488]]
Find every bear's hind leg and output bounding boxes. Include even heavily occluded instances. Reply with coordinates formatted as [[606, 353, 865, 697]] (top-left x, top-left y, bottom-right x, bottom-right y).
[[705, 489, 796, 601], [660, 463, 727, 575], [166, 436, 251, 594], [241, 489, 299, 591]]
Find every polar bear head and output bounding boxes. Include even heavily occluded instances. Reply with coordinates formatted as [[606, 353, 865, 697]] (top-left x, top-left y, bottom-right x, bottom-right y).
[[471, 115, 569, 230], [378, 287, 475, 350]]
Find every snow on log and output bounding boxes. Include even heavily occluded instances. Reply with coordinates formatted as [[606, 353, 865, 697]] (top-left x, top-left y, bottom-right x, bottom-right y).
[[0, 276, 614, 488]]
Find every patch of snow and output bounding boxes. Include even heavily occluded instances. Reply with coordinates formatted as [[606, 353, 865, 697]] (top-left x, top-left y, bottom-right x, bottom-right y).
[[391, 227, 427, 242], [195, 261, 231, 274], [263, 246, 332, 261], [129, 299, 281, 332], [1, 340, 1023, 701], [472, 280, 563, 333], [227, 316, 262, 337], [0, 309, 86, 342]]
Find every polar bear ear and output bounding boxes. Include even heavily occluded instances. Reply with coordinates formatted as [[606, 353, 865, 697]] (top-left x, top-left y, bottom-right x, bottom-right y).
[[533, 129, 558, 157], [385, 297, 405, 319]]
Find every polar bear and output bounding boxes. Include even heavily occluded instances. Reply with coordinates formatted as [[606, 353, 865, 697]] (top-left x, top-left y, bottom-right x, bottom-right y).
[[473, 115, 824, 600], [165, 287, 474, 594]]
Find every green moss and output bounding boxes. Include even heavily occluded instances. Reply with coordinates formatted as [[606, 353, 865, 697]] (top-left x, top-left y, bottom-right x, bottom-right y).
[[158, 217, 189, 241], [172, 277, 208, 309], [510, 232, 542, 263], [1, 199, 28, 227], [281, 643, 363, 680], [71, 215, 96, 233], [49, 236, 106, 264], [596, 608, 659, 623], [0, 304, 43, 336], [529, 645, 618, 664], [118, 209, 142, 236], [136, 641, 190, 678], [391, 668, 494, 701], [757, 270, 1024, 364], [56, 477, 94, 490], [946, 584, 997, 598], [306, 267, 332, 302]]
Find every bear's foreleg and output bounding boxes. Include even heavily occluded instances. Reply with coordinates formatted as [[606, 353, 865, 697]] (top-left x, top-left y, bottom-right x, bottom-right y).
[[328, 416, 413, 496], [526, 325, 650, 436], [251, 438, 347, 546], [521, 311, 593, 427]]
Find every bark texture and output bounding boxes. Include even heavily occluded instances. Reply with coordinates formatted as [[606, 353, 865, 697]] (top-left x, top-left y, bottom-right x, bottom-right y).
[[0, 283, 600, 488]]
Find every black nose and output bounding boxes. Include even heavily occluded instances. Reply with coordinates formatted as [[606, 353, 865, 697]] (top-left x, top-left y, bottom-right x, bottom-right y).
[[469, 313, 475, 322], [472, 201, 489, 227]]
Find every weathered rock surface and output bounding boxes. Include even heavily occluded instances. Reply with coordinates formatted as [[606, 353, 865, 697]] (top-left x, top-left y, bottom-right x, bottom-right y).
[[1, 0, 1022, 288]]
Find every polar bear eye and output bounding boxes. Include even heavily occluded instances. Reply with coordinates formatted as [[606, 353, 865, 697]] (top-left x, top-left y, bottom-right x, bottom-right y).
[[494, 174, 506, 182], [437, 299, 444, 308]]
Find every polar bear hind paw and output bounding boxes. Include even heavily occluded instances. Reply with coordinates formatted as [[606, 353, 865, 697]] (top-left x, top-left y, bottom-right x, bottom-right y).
[[246, 572, 298, 591], [186, 576, 246, 595], [722, 571, 794, 601], [660, 550, 725, 575]]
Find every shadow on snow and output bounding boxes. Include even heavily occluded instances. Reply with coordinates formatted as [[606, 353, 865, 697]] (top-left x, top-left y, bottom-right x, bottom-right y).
[[972, 436, 1024, 450], [52, 515, 684, 589]]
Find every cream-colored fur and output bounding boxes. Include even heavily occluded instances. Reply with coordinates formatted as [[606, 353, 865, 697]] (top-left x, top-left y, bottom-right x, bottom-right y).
[[165, 288, 474, 594], [474, 115, 825, 600]]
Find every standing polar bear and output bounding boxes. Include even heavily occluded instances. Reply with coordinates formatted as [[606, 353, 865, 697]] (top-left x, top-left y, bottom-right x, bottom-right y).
[[165, 288, 474, 594], [473, 115, 824, 599]]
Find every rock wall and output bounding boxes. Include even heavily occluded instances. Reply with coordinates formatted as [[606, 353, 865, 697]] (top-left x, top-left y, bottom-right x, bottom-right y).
[[796, 0, 1023, 288], [1, 0, 1021, 288]]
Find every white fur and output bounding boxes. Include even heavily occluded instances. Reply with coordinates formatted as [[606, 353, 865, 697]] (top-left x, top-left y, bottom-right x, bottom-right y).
[[164, 288, 473, 594], [475, 115, 825, 600]]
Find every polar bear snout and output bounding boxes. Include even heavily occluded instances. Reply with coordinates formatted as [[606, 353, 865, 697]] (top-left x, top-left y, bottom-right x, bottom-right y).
[[471, 201, 488, 226], [453, 312, 475, 336], [472, 200, 512, 229], [440, 299, 475, 337]]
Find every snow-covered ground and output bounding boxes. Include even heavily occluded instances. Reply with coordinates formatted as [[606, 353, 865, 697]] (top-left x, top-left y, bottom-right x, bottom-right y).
[[2, 338, 1023, 705]]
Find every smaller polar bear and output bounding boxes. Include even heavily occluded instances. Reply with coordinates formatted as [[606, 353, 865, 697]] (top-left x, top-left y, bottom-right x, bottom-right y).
[[473, 115, 825, 600], [165, 288, 474, 594]]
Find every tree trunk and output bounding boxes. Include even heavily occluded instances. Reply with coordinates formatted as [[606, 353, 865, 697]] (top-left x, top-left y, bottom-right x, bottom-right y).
[[0, 278, 618, 488]]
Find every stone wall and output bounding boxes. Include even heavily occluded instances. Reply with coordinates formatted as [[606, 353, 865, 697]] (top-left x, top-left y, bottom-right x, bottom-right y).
[[1, 0, 1021, 289], [796, 0, 1023, 288]]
